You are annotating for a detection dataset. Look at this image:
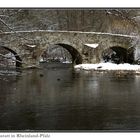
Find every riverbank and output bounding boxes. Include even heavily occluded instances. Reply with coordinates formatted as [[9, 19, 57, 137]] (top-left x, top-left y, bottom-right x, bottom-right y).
[[74, 63, 140, 74]]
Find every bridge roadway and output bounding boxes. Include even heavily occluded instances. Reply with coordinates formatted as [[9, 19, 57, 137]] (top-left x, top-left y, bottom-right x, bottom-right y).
[[0, 30, 136, 68]]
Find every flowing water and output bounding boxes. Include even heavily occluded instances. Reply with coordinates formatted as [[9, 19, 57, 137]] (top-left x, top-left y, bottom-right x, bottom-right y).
[[0, 63, 140, 131]]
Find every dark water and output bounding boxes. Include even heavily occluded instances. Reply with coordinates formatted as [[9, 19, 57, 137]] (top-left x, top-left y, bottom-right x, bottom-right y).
[[0, 63, 140, 131]]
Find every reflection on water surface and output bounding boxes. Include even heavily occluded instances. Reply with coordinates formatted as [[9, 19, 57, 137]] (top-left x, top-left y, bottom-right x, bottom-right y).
[[0, 63, 140, 131]]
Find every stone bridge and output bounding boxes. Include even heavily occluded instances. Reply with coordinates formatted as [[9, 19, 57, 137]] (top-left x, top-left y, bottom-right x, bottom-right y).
[[0, 30, 136, 68]]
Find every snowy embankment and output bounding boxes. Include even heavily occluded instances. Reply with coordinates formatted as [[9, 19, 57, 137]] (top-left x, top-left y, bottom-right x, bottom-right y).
[[74, 63, 140, 73]]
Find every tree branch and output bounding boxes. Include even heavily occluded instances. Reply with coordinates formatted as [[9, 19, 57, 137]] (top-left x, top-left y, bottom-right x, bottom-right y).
[[0, 17, 36, 43]]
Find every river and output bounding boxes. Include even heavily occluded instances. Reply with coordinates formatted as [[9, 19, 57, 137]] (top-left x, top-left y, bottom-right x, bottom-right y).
[[0, 63, 140, 131]]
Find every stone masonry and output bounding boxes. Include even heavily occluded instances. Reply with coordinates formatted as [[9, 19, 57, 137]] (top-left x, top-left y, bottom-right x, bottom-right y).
[[0, 30, 136, 68]]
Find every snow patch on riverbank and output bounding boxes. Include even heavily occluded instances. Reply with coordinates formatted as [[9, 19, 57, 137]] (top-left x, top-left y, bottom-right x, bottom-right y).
[[74, 63, 140, 72]]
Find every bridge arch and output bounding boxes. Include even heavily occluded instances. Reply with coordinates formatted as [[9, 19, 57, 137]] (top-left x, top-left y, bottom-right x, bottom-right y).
[[56, 43, 82, 64], [102, 46, 134, 64], [0, 45, 22, 68], [40, 43, 82, 64]]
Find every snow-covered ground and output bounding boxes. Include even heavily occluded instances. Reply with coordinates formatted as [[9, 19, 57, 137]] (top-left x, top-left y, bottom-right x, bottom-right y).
[[74, 63, 140, 72]]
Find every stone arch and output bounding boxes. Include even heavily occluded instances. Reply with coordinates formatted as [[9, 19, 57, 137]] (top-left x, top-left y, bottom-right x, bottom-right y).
[[40, 43, 82, 64], [0, 45, 22, 68], [102, 46, 134, 64], [55, 43, 82, 64]]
